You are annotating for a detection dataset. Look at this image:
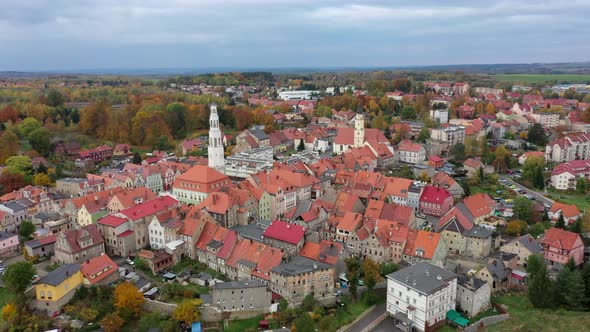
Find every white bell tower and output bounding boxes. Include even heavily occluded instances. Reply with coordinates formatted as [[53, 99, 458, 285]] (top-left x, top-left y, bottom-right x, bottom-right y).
[[207, 103, 225, 171], [353, 113, 365, 148]]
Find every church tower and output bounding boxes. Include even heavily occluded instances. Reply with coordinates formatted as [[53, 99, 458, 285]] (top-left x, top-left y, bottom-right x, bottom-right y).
[[207, 103, 225, 171], [353, 112, 365, 148]]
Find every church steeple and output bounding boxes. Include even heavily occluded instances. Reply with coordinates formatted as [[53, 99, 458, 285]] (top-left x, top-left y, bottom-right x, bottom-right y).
[[207, 103, 225, 171]]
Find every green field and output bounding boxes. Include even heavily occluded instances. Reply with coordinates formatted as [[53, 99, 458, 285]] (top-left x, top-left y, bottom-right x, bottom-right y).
[[493, 74, 590, 84], [546, 188, 590, 213], [488, 294, 590, 332]]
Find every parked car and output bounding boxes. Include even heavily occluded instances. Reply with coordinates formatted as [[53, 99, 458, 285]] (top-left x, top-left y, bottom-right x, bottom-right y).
[[126, 258, 135, 266], [334, 290, 343, 297]]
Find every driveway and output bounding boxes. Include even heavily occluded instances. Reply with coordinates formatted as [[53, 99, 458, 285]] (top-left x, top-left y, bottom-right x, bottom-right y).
[[345, 303, 386, 332], [370, 317, 404, 332]]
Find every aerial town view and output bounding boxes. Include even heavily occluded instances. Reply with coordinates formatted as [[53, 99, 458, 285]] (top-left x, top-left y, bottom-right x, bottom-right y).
[[1, 1, 590, 332]]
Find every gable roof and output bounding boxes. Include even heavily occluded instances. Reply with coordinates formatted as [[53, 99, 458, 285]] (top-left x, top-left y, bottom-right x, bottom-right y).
[[80, 254, 118, 284], [403, 230, 441, 260], [420, 186, 452, 204], [541, 227, 583, 251], [463, 193, 495, 219], [37, 263, 80, 286], [59, 224, 104, 253], [119, 196, 178, 221], [549, 202, 582, 219], [299, 240, 342, 265], [263, 220, 304, 245]]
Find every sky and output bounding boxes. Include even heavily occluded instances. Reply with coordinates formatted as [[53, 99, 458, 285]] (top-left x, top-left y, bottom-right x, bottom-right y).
[[1, 0, 590, 71]]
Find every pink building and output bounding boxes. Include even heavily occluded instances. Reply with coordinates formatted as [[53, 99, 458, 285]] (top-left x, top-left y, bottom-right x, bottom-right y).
[[419, 186, 453, 217], [541, 228, 584, 268], [0, 232, 19, 255]]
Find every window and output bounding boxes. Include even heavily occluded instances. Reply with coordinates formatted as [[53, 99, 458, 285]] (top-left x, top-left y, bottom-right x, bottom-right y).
[[47, 291, 53, 300], [40, 291, 45, 299]]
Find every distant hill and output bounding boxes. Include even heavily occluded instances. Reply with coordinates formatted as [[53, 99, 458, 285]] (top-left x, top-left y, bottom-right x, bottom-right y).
[[2, 61, 590, 78]]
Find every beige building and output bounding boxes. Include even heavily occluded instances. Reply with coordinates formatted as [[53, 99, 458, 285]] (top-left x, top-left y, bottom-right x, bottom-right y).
[[53, 225, 105, 265], [270, 256, 334, 304], [500, 234, 542, 268], [211, 280, 271, 312], [456, 275, 491, 318]]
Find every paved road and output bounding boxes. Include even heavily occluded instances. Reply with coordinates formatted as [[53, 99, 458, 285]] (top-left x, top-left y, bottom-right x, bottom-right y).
[[500, 176, 554, 206], [371, 317, 404, 332], [345, 303, 386, 332]]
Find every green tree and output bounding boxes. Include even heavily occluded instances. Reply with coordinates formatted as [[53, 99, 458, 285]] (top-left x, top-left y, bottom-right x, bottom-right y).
[[450, 142, 466, 161], [297, 139, 305, 151], [154, 135, 173, 151], [526, 254, 555, 308], [401, 106, 417, 120], [527, 123, 548, 146], [301, 294, 316, 312], [557, 267, 586, 310], [380, 262, 398, 276], [132, 152, 142, 164], [2, 261, 36, 309], [0, 130, 20, 164], [569, 219, 583, 233], [17, 117, 41, 137], [345, 256, 361, 301], [576, 177, 588, 194], [28, 127, 54, 156], [19, 220, 35, 240], [513, 197, 533, 221], [46, 90, 65, 107], [294, 314, 315, 332], [555, 214, 566, 229], [533, 166, 545, 190], [5, 156, 32, 175], [417, 127, 430, 143]]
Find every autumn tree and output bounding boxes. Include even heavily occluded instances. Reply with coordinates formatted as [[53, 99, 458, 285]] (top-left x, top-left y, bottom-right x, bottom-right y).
[[114, 282, 144, 320], [362, 258, 382, 291], [33, 173, 52, 187], [505, 220, 527, 236], [100, 312, 125, 332], [80, 100, 112, 139], [172, 299, 202, 325], [1, 303, 17, 324], [0, 130, 20, 164], [485, 103, 496, 115], [0, 105, 19, 124], [0, 172, 28, 195]]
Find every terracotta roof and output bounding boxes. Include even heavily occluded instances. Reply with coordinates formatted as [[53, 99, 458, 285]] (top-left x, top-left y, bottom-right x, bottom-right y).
[[174, 165, 229, 185], [541, 228, 583, 251], [463, 193, 494, 219], [398, 140, 424, 153], [336, 212, 363, 232], [80, 254, 118, 284], [403, 230, 441, 260], [300, 240, 343, 265], [263, 220, 304, 245], [463, 158, 483, 169], [196, 192, 235, 215], [549, 202, 582, 219]]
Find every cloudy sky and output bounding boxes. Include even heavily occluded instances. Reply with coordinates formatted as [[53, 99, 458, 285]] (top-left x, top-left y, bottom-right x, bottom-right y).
[[1, 0, 589, 71]]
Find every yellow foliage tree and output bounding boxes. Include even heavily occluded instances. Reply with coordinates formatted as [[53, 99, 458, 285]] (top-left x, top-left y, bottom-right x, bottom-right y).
[[485, 103, 496, 115], [33, 173, 52, 187], [114, 282, 144, 318], [100, 312, 124, 332], [1, 303, 17, 323], [172, 299, 203, 325]]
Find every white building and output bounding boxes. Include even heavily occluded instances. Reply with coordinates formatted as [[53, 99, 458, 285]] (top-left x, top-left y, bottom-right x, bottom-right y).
[[550, 159, 590, 190], [545, 133, 590, 163], [398, 140, 426, 164], [278, 90, 318, 100], [429, 109, 449, 124], [208, 103, 225, 172], [532, 112, 560, 128], [386, 262, 457, 332], [225, 146, 274, 179], [430, 125, 465, 149], [148, 216, 166, 249]]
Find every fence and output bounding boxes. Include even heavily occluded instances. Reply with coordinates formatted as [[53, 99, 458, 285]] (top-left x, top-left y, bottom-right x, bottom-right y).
[[143, 298, 178, 315]]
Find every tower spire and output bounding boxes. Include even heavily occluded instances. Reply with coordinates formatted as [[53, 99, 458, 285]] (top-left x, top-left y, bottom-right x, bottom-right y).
[[207, 103, 225, 172]]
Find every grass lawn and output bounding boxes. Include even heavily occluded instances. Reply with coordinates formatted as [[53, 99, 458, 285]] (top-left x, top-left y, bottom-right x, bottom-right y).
[[493, 74, 590, 84], [546, 189, 590, 212], [487, 294, 590, 332], [470, 182, 516, 200], [224, 315, 279, 332]]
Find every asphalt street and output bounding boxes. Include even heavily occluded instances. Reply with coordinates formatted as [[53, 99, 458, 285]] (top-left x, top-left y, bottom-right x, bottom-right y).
[[499, 175, 554, 207]]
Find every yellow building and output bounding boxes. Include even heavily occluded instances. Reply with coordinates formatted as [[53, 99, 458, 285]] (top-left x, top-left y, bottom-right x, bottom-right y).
[[35, 264, 83, 315]]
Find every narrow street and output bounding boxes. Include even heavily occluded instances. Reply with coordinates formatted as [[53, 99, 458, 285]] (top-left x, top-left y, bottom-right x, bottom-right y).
[[500, 175, 554, 206]]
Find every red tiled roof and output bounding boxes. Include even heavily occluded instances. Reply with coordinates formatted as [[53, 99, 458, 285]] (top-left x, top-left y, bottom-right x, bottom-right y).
[[174, 165, 229, 185], [263, 220, 304, 245], [550, 203, 581, 219], [300, 240, 342, 265], [463, 193, 494, 219], [119, 196, 178, 221], [81, 254, 118, 285], [98, 215, 128, 228], [542, 228, 583, 251], [403, 230, 441, 259], [60, 224, 104, 254], [420, 186, 452, 204]]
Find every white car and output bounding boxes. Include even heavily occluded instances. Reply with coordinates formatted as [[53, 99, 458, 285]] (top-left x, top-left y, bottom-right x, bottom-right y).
[[126, 258, 135, 266]]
